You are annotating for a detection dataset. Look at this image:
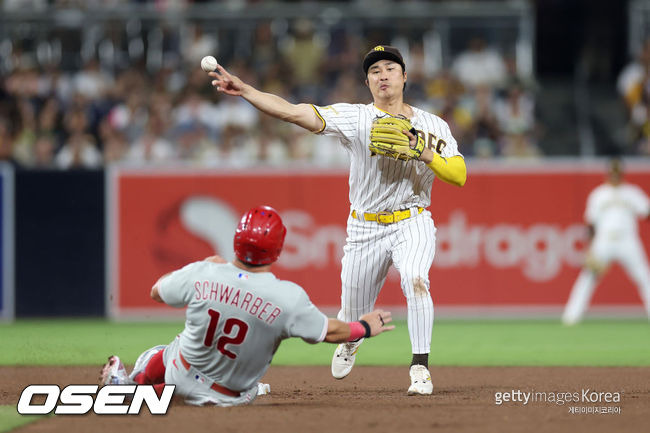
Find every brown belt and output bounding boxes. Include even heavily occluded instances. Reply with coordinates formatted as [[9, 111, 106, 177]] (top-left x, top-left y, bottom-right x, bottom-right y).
[[179, 352, 241, 397]]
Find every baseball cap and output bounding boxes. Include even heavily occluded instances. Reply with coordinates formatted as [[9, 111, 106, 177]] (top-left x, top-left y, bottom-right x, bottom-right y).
[[362, 45, 406, 75]]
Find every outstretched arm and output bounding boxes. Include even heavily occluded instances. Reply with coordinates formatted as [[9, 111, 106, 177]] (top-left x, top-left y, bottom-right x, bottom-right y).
[[323, 310, 395, 343], [209, 65, 323, 133]]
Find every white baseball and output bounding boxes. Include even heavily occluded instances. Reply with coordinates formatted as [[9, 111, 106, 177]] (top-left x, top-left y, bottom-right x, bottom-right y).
[[201, 56, 218, 72]]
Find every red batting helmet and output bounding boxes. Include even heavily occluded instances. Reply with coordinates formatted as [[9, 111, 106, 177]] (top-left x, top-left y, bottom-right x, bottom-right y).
[[233, 205, 287, 265]]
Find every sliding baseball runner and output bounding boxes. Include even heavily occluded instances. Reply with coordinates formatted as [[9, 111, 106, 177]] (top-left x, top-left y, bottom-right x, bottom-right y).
[[101, 206, 394, 406]]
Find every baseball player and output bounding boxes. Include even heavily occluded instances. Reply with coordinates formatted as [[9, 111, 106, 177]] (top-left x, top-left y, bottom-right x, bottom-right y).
[[101, 205, 394, 406], [562, 159, 650, 325], [208, 45, 466, 395]]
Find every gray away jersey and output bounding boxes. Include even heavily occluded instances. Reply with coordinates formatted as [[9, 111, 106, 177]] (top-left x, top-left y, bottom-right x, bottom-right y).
[[158, 261, 328, 391], [313, 103, 463, 212]]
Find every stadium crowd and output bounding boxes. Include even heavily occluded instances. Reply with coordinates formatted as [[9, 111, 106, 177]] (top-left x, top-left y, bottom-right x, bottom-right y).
[[0, 16, 542, 169], [618, 38, 650, 156]]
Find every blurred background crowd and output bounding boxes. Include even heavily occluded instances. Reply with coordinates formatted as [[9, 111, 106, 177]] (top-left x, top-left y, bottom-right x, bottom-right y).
[[0, 0, 648, 168]]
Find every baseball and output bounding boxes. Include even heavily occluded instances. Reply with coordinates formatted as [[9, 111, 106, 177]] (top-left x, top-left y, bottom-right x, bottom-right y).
[[200, 55, 218, 72]]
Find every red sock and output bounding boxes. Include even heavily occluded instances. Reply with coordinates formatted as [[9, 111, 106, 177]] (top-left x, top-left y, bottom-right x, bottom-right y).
[[144, 350, 166, 384], [133, 349, 166, 384], [133, 372, 146, 384]]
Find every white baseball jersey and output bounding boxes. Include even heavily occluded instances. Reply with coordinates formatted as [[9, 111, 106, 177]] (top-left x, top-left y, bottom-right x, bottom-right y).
[[563, 182, 650, 324], [585, 183, 650, 239], [313, 103, 462, 213], [313, 102, 461, 354], [158, 261, 328, 393]]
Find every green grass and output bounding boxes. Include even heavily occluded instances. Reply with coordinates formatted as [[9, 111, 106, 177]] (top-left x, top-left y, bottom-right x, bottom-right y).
[[1, 319, 649, 366], [0, 406, 46, 433]]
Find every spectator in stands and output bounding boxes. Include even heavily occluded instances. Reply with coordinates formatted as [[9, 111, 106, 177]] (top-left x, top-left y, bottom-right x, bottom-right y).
[[107, 90, 149, 143], [255, 116, 291, 165], [494, 80, 541, 158], [73, 58, 113, 100], [174, 121, 219, 164], [12, 98, 37, 166], [184, 24, 218, 67], [0, 9, 546, 166], [617, 38, 650, 112], [251, 22, 280, 77], [0, 118, 14, 162], [37, 97, 63, 143], [126, 111, 175, 164], [102, 131, 128, 164], [282, 18, 326, 100], [33, 134, 56, 168], [451, 37, 507, 91], [467, 85, 501, 158], [55, 108, 102, 168], [437, 89, 473, 153], [618, 39, 650, 154]]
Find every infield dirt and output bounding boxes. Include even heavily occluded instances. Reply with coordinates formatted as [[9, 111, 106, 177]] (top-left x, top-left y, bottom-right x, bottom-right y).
[[2, 366, 648, 433]]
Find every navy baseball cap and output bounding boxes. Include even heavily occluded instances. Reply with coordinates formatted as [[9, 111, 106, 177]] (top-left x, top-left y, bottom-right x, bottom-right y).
[[362, 45, 406, 75]]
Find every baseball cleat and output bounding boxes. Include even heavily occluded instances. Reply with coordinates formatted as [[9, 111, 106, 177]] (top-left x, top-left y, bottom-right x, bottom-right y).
[[331, 340, 362, 379], [257, 382, 271, 396], [129, 345, 167, 381], [407, 365, 433, 395], [100, 355, 133, 385]]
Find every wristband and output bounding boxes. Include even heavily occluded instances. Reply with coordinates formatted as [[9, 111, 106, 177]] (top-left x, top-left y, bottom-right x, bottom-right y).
[[347, 320, 372, 342]]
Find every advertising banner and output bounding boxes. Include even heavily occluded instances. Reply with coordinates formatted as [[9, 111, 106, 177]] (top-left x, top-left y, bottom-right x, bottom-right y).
[[107, 162, 650, 317]]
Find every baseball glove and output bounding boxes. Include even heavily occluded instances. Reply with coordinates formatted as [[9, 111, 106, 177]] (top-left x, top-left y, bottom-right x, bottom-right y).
[[369, 116, 425, 161]]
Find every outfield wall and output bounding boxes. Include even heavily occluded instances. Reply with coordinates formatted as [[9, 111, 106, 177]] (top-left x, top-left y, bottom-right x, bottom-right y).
[[106, 160, 650, 319], [5, 161, 649, 318], [15, 169, 105, 317]]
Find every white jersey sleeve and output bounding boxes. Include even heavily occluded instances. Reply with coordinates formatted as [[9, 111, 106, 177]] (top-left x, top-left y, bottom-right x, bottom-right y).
[[584, 187, 601, 224], [157, 262, 203, 308], [283, 288, 328, 344], [630, 185, 650, 217], [312, 103, 362, 148]]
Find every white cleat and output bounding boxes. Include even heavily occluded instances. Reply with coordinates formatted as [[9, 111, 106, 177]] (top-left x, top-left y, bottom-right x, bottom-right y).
[[407, 365, 433, 395], [100, 355, 133, 385], [257, 382, 271, 396], [129, 345, 167, 381], [331, 340, 362, 379]]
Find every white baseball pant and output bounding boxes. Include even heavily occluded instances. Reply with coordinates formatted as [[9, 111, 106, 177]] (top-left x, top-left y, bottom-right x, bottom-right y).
[[337, 209, 436, 354]]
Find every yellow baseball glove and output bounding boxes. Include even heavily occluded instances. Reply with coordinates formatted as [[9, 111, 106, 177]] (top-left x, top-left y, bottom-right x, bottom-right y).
[[369, 116, 426, 161]]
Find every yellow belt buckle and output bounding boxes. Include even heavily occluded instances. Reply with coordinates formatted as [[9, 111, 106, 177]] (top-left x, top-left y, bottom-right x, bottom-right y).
[[376, 210, 395, 225]]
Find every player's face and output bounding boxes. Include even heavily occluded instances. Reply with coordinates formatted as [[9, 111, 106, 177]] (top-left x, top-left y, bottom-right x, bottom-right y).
[[366, 60, 406, 100], [608, 169, 623, 185]]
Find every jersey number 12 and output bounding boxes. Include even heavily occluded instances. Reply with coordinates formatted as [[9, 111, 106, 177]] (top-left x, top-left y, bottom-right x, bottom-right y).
[[203, 309, 249, 359]]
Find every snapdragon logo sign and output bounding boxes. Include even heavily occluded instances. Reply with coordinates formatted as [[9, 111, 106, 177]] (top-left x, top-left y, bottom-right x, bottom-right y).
[[17, 384, 175, 415]]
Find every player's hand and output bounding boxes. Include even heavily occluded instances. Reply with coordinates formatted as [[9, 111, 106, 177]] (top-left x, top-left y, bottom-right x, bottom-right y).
[[209, 65, 246, 96], [403, 128, 434, 163], [360, 310, 395, 336], [403, 128, 417, 149]]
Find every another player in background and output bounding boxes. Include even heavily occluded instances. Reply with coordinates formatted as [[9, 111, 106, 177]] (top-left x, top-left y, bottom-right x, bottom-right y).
[[101, 205, 394, 406], [562, 159, 650, 325], [208, 45, 466, 395]]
